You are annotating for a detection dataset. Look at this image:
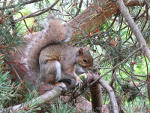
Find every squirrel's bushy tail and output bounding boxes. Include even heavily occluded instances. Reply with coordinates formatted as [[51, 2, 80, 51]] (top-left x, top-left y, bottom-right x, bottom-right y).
[[24, 16, 72, 75]]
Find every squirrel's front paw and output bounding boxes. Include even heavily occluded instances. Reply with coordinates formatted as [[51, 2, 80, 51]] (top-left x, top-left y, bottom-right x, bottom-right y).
[[75, 77, 83, 87], [56, 82, 67, 91]]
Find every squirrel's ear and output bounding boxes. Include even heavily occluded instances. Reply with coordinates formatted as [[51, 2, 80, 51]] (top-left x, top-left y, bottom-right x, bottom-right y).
[[78, 48, 83, 55]]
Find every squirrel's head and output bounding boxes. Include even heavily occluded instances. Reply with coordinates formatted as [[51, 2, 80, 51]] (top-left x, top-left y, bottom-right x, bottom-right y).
[[76, 48, 93, 74]]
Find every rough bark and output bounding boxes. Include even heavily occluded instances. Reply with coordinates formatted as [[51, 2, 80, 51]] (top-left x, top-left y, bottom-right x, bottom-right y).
[[90, 75, 103, 113], [92, 74, 119, 113], [68, 0, 145, 38]]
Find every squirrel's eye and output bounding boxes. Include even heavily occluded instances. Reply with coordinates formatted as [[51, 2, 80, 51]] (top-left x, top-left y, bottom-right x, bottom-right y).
[[83, 59, 87, 63]]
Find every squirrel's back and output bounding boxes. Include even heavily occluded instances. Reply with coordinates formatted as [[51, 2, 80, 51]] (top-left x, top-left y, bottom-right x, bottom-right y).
[[24, 16, 72, 76]]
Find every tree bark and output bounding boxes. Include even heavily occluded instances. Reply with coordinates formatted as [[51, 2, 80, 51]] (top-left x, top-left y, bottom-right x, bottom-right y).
[[90, 75, 103, 113], [68, 0, 145, 39]]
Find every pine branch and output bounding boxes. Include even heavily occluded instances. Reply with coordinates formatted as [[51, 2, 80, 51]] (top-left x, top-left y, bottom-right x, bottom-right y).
[[117, 0, 150, 61], [0, 87, 62, 113], [0, 0, 43, 10], [14, 0, 60, 23]]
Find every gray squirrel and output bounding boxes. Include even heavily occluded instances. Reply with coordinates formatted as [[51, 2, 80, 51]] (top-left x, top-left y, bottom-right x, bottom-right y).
[[23, 16, 93, 90]]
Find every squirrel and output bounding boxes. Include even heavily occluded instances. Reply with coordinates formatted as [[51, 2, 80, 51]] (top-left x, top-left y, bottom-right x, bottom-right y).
[[23, 16, 93, 90]]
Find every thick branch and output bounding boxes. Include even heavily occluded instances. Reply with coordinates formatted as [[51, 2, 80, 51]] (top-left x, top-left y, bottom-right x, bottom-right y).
[[90, 76, 103, 113], [117, 0, 150, 61], [99, 78, 119, 113], [22, 0, 145, 41], [90, 73, 119, 113], [68, 0, 145, 37]]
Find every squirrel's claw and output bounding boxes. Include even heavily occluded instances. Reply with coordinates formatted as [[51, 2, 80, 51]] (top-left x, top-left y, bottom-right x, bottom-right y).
[[56, 82, 67, 91], [75, 77, 83, 88]]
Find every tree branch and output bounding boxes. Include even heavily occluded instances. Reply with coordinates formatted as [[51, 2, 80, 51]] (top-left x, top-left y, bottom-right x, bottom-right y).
[[90, 47, 142, 86], [14, 0, 60, 23], [90, 78, 103, 113], [68, 0, 145, 36], [75, 0, 83, 17], [147, 75, 150, 104], [99, 78, 119, 113], [92, 73, 119, 113], [21, 0, 145, 40], [117, 0, 150, 61], [0, 0, 43, 10], [0, 87, 62, 113]]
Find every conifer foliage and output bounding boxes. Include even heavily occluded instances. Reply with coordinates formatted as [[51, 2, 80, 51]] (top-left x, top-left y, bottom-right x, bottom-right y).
[[0, 0, 150, 113]]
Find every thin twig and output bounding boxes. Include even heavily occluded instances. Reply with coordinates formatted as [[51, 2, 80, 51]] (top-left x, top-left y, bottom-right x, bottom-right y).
[[90, 47, 142, 85], [14, 0, 60, 23], [75, 0, 83, 17], [18, 12, 32, 33], [0, 0, 43, 10], [141, 4, 149, 31]]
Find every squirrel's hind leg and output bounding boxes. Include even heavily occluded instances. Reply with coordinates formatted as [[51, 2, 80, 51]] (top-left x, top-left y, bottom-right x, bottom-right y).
[[39, 60, 68, 90]]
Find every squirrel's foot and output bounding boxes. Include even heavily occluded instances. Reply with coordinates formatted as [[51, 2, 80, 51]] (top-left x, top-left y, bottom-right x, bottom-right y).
[[75, 77, 83, 88], [56, 82, 67, 91]]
